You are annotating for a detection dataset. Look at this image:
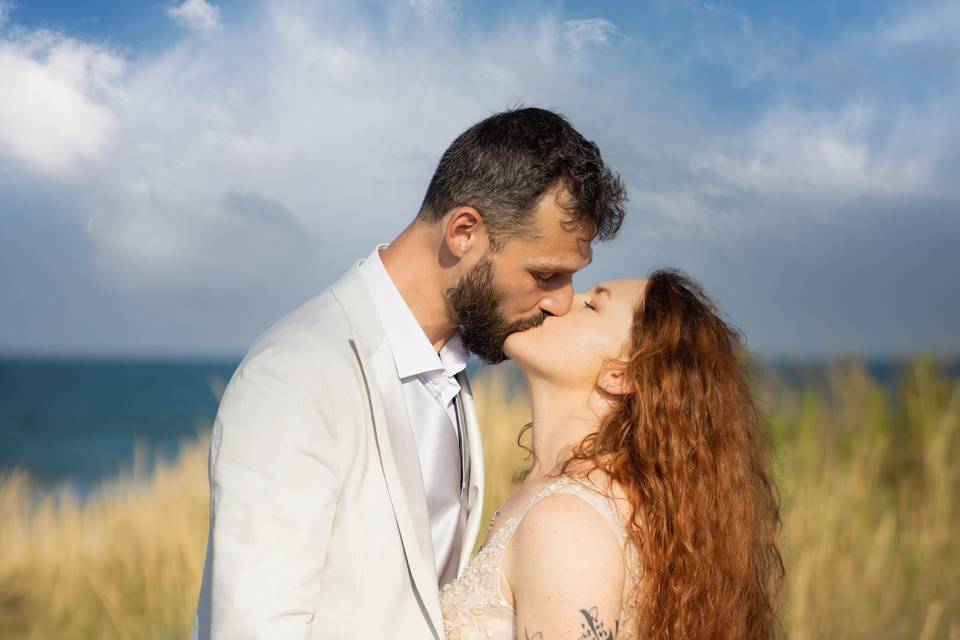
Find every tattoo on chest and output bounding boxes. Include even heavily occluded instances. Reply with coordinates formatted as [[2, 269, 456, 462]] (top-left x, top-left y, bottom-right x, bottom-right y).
[[524, 607, 619, 640]]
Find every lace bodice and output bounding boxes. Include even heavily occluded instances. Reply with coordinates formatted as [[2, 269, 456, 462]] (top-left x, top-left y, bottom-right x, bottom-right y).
[[439, 475, 639, 639]]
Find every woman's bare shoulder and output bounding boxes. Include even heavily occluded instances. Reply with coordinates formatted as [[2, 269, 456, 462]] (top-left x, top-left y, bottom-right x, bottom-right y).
[[561, 463, 633, 523]]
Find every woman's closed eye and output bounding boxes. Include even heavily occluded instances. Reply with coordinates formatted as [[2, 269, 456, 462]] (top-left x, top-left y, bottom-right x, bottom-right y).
[[584, 299, 597, 311]]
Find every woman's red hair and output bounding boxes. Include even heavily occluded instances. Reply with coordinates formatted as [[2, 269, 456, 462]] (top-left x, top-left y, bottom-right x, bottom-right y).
[[563, 268, 784, 639]]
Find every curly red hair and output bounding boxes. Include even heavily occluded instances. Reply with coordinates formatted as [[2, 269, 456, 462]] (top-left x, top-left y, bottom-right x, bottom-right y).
[[563, 268, 784, 639]]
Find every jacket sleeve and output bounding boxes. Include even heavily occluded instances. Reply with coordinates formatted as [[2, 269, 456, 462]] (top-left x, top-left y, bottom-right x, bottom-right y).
[[192, 344, 342, 639]]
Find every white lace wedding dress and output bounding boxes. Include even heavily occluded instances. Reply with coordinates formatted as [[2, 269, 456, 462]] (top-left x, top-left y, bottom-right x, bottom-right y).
[[439, 475, 640, 639]]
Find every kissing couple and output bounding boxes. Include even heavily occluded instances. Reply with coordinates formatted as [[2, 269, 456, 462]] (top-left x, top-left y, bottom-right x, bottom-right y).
[[192, 108, 783, 639]]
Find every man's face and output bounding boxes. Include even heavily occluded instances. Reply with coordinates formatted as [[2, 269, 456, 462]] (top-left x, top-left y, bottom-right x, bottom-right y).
[[448, 190, 593, 364]]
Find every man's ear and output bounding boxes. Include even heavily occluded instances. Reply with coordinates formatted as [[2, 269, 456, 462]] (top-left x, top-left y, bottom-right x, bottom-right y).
[[598, 367, 631, 397], [444, 206, 486, 258]]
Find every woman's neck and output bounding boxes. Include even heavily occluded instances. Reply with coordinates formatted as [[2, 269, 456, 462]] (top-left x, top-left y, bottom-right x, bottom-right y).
[[525, 377, 607, 482]]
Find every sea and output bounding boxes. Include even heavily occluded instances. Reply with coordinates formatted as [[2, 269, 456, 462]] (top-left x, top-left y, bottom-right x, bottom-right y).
[[1, 355, 957, 500], [0, 357, 239, 498]]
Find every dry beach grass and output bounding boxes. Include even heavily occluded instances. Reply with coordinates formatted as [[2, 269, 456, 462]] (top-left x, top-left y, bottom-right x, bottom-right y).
[[0, 358, 957, 639]]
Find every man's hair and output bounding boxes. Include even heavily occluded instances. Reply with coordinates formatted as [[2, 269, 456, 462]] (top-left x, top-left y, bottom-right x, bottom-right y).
[[417, 107, 626, 246]]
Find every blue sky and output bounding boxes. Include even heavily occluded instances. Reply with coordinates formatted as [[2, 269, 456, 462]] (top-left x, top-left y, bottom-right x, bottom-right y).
[[1, 0, 958, 358], [5, 1, 901, 42]]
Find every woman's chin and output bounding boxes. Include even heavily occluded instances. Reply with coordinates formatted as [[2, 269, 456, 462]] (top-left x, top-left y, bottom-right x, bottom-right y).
[[502, 333, 519, 360], [503, 329, 534, 365]]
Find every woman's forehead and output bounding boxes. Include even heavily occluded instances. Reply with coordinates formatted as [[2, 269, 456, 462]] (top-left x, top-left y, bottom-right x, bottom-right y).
[[591, 278, 647, 297]]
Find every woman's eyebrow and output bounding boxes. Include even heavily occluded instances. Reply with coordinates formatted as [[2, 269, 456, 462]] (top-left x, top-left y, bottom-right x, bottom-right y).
[[592, 285, 612, 299]]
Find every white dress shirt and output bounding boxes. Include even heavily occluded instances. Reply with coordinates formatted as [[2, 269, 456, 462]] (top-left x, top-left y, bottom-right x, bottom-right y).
[[358, 244, 470, 586]]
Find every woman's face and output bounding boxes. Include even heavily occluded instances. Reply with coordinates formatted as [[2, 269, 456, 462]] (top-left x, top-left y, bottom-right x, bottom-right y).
[[504, 278, 646, 389]]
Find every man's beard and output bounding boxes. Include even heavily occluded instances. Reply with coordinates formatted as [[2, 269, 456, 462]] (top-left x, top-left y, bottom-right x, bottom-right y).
[[448, 253, 546, 364]]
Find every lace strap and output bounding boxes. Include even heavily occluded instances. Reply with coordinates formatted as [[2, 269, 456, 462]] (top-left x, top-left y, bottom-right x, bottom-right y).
[[505, 476, 627, 545]]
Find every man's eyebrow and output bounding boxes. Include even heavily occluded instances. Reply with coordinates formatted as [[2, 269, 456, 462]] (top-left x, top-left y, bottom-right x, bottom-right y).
[[529, 263, 576, 274], [530, 255, 593, 274]]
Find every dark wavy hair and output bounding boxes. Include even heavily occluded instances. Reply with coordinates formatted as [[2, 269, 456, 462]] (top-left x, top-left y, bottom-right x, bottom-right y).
[[417, 107, 626, 247], [560, 268, 784, 639]]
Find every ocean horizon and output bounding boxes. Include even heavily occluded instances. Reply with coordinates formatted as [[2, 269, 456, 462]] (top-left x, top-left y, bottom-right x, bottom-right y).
[[2, 353, 957, 499]]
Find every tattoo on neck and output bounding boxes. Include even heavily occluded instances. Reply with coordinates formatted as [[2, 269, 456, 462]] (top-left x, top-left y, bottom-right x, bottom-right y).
[[524, 607, 619, 640]]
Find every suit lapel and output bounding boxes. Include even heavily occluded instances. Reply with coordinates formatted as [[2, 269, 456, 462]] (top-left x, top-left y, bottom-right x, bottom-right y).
[[333, 267, 443, 637], [456, 371, 486, 571], [364, 343, 443, 629]]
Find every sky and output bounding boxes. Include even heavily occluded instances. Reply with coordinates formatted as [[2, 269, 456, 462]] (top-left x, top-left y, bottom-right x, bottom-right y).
[[0, 0, 957, 359]]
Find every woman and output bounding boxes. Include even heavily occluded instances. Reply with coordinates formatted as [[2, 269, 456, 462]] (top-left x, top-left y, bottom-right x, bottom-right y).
[[440, 268, 784, 639]]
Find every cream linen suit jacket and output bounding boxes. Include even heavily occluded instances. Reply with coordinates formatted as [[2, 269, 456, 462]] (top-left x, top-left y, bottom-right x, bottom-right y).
[[191, 264, 485, 639]]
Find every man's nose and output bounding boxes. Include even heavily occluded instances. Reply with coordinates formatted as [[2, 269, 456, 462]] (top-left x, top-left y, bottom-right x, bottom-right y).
[[538, 282, 575, 317]]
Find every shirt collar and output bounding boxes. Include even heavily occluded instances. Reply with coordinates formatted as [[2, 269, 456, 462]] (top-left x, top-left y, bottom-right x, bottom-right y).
[[438, 331, 470, 378], [358, 244, 469, 380]]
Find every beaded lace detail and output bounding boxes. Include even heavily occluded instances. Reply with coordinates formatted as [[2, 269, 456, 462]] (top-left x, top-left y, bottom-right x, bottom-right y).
[[439, 475, 639, 639]]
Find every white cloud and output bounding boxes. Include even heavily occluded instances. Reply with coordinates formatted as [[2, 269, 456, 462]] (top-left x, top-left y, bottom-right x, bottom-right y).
[[408, 0, 460, 21], [0, 30, 123, 175], [879, 0, 960, 51], [560, 18, 619, 50], [167, 0, 222, 35], [701, 105, 936, 205], [69, 1, 639, 295], [4, 1, 955, 271], [87, 186, 313, 295]]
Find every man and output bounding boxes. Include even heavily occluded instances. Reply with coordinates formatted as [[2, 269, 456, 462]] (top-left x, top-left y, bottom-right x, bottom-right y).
[[192, 107, 626, 639]]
